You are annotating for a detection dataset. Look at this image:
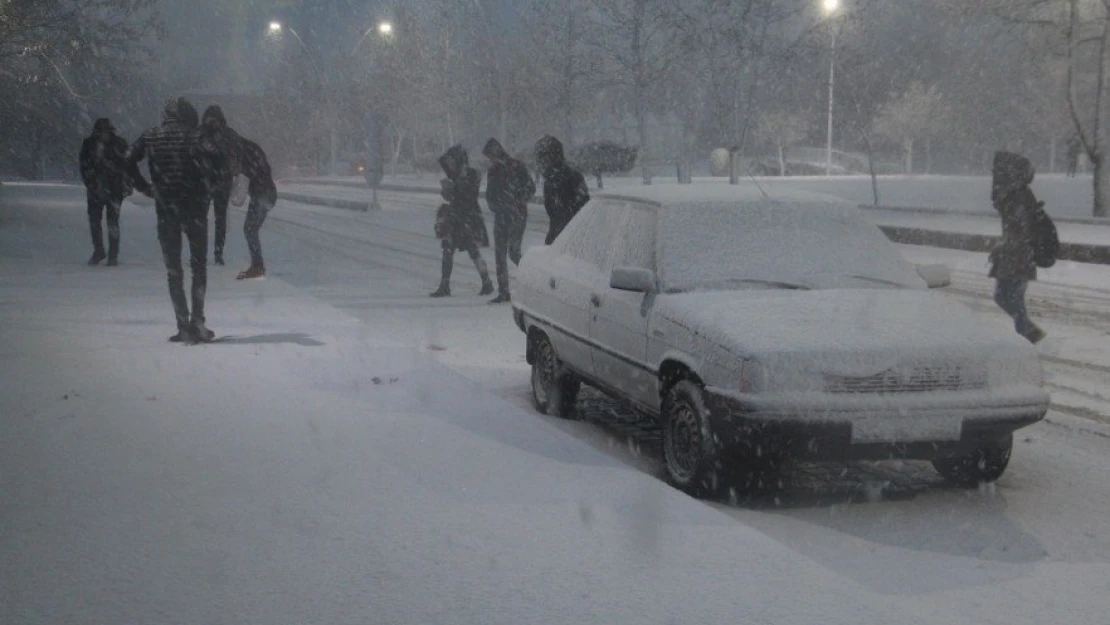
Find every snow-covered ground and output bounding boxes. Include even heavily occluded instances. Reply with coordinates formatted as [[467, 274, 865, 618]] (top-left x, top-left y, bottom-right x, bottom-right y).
[[3, 183, 1110, 624]]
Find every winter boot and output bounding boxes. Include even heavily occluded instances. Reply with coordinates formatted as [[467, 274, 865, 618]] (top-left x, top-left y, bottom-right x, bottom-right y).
[[191, 321, 216, 343], [169, 328, 194, 343], [429, 283, 451, 298], [488, 292, 511, 305], [1023, 324, 1047, 345], [236, 264, 265, 280], [88, 250, 106, 266], [106, 258, 119, 267]]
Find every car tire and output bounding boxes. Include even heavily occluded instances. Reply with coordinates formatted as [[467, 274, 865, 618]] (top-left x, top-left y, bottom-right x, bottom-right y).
[[530, 333, 580, 419], [662, 380, 728, 497], [932, 433, 1013, 487]]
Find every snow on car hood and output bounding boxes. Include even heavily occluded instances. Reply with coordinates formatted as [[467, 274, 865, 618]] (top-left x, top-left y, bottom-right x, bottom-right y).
[[659, 288, 1037, 381]]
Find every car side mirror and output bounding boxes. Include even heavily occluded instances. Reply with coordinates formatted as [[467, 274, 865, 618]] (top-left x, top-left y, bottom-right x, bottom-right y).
[[610, 267, 657, 293], [916, 263, 951, 289]]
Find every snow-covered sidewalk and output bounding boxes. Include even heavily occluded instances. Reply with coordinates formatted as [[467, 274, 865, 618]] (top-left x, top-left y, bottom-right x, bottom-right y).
[[1, 256, 982, 624]]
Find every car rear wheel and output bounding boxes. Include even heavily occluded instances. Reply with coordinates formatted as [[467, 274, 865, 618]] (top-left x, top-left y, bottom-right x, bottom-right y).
[[662, 380, 728, 497], [932, 433, 1013, 487], [530, 333, 580, 419]]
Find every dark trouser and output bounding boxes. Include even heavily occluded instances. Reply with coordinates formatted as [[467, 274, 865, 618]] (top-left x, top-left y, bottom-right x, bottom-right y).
[[994, 279, 1034, 335], [492, 210, 527, 295], [211, 183, 231, 258], [87, 191, 122, 259], [157, 197, 209, 331], [439, 238, 489, 287], [244, 190, 275, 267]]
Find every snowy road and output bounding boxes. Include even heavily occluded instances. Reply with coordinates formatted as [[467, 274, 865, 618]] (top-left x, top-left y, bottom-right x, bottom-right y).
[[3, 183, 1110, 623]]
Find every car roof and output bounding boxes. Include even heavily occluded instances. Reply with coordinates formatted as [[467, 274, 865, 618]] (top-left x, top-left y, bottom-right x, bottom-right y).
[[591, 192, 866, 223]]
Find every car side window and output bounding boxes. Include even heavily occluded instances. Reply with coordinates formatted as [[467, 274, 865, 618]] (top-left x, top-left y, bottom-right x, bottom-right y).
[[613, 206, 655, 271], [576, 203, 627, 270], [560, 202, 624, 270], [553, 203, 597, 257]]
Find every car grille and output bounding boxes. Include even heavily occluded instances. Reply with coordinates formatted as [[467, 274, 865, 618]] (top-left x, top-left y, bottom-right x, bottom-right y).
[[824, 365, 987, 394]]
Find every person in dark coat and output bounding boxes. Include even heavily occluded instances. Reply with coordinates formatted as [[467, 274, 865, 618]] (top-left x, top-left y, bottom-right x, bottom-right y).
[[198, 105, 243, 265], [430, 145, 493, 298], [126, 97, 217, 344], [482, 138, 536, 304], [989, 151, 1046, 344], [235, 137, 277, 281], [79, 118, 131, 266], [535, 135, 590, 245]]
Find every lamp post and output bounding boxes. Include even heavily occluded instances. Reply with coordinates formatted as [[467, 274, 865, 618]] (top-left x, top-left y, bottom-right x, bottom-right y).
[[269, 20, 394, 177], [822, 0, 840, 177]]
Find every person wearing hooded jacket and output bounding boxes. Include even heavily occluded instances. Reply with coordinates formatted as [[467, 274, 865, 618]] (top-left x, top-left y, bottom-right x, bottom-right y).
[[79, 118, 131, 266], [989, 151, 1046, 344], [482, 138, 536, 304], [126, 97, 218, 344], [430, 145, 493, 298], [198, 105, 243, 265], [234, 137, 277, 281], [535, 135, 590, 245]]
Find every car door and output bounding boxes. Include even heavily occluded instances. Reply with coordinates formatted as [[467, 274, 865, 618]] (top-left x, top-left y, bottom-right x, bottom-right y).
[[535, 203, 608, 377], [589, 203, 658, 411]]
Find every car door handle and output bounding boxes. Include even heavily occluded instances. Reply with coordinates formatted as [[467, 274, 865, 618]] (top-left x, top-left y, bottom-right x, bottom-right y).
[[590, 293, 602, 307]]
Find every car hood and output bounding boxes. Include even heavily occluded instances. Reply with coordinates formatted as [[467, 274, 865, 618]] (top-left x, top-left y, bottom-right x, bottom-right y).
[[658, 288, 1038, 379]]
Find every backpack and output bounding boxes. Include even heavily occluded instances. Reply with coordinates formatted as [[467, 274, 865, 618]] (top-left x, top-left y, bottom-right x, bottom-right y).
[[1031, 202, 1059, 268]]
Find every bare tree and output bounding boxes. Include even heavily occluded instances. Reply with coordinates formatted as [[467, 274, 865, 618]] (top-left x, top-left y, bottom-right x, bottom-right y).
[[873, 81, 949, 174], [946, 0, 1110, 215], [757, 110, 814, 176]]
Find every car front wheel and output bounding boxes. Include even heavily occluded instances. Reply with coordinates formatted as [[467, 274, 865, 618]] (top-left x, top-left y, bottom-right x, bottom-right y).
[[530, 333, 580, 419], [932, 433, 1013, 487], [662, 380, 727, 497]]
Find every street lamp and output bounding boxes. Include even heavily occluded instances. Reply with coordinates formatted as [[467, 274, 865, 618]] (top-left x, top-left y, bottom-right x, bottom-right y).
[[269, 19, 394, 177], [822, 0, 840, 176]]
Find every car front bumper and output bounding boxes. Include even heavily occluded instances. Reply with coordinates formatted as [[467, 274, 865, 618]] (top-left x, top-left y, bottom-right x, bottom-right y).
[[702, 388, 1049, 461]]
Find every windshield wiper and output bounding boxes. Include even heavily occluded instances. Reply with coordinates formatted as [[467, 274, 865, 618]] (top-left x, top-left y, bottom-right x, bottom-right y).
[[666, 278, 812, 294], [845, 274, 907, 288]]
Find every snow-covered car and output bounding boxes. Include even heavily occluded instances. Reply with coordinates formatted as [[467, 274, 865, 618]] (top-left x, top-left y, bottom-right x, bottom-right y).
[[512, 197, 1050, 497]]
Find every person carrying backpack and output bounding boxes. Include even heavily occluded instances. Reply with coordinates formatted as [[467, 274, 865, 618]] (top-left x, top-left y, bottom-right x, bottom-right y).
[[989, 151, 1053, 344], [79, 118, 132, 266]]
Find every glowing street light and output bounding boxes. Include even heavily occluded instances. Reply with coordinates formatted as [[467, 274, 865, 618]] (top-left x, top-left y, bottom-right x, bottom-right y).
[[378, 21, 394, 36], [822, 0, 841, 176], [268, 21, 283, 34]]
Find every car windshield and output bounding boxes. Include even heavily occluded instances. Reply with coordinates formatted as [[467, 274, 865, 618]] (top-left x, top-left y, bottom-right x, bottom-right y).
[[657, 201, 926, 293]]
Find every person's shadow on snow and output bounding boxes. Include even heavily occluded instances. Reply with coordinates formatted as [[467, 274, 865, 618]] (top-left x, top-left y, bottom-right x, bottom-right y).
[[215, 332, 325, 347]]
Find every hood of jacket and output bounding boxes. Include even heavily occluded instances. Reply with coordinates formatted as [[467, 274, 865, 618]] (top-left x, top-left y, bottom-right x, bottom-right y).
[[482, 138, 509, 162], [162, 97, 198, 128], [202, 105, 228, 128], [992, 151, 1035, 199], [535, 135, 565, 171], [439, 144, 469, 179]]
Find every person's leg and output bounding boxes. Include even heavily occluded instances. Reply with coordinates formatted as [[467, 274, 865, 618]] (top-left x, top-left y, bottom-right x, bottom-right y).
[[493, 213, 511, 297], [212, 185, 230, 264], [105, 198, 122, 264], [184, 199, 211, 339], [87, 191, 106, 264], [509, 210, 526, 266], [465, 241, 494, 295], [995, 279, 1041, 341], [156, 202, 190, 339], [431, 241, 454, 297], [238, 193, 272, 279]]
